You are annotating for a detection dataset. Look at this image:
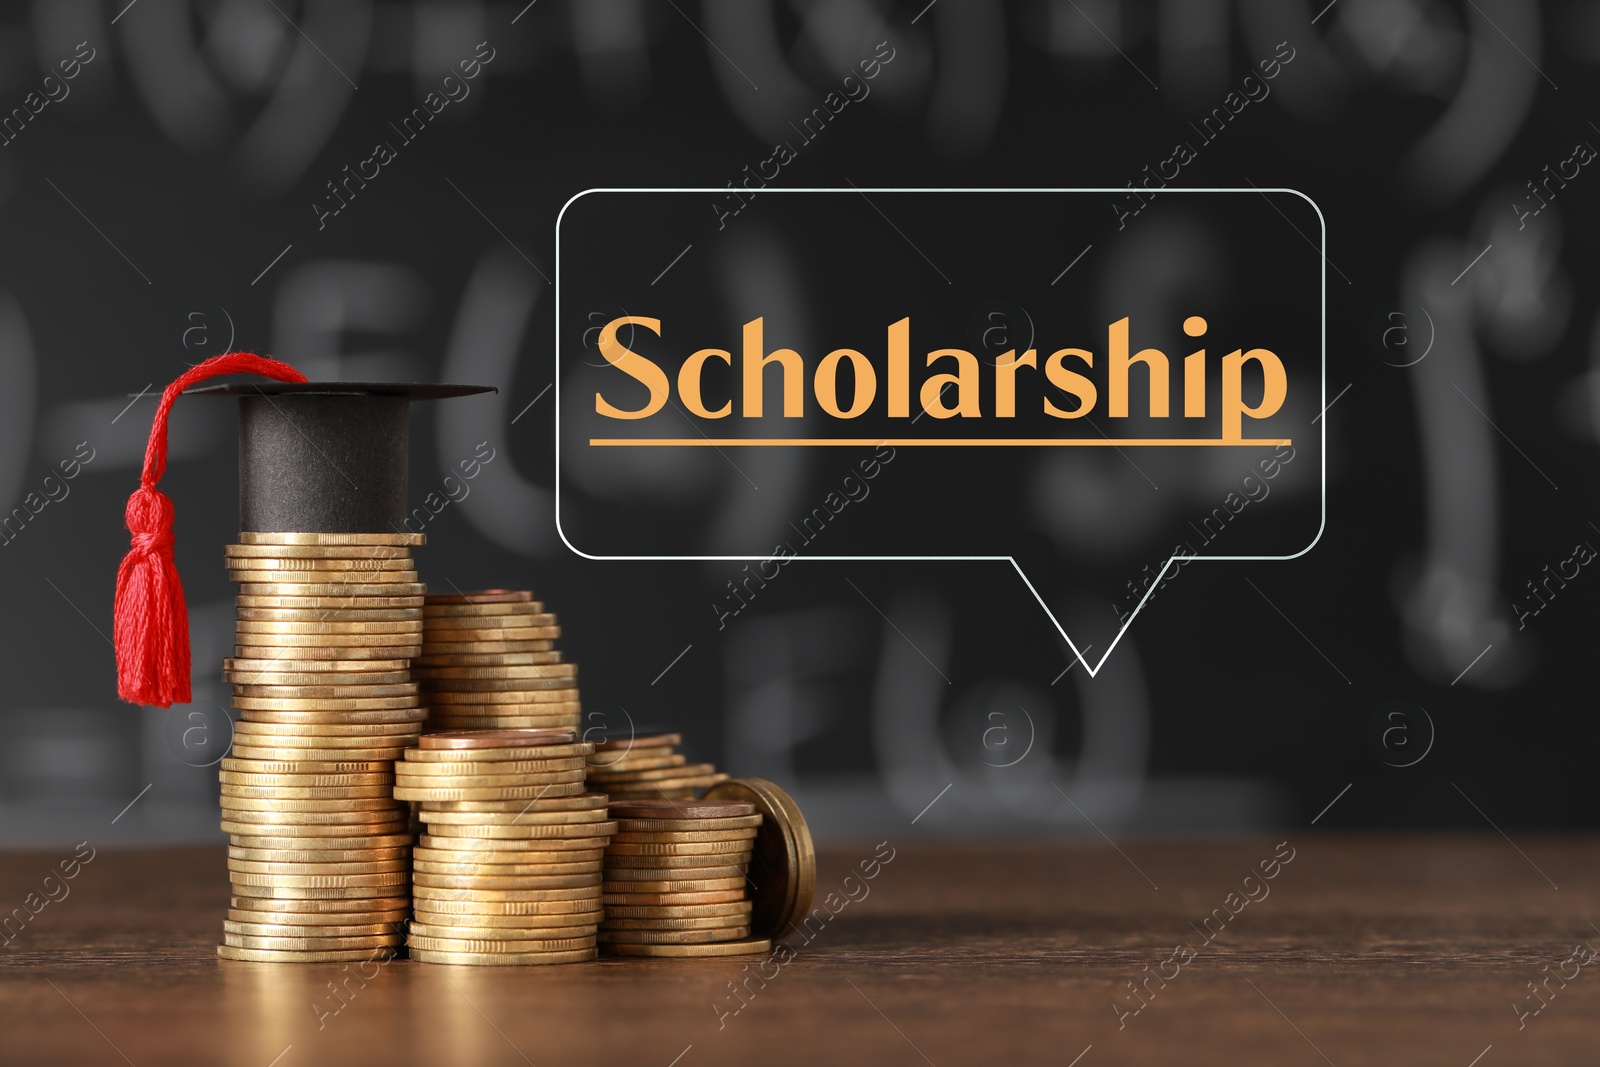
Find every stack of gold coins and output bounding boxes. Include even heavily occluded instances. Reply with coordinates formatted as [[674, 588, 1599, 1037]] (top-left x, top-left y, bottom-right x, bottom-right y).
[[585, 732, 728, 799], [413, 590, 580, 733], [599, 799, 769, 956], [396, 728, 616, 965], [217, 531, 426, 963]]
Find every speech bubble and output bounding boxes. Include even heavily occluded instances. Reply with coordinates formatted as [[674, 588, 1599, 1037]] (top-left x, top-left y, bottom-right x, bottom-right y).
[[556, 189, 1325, 673]]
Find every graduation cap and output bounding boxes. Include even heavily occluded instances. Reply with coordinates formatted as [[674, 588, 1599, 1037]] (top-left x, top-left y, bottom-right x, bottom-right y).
[[114, 352, 494, 707]]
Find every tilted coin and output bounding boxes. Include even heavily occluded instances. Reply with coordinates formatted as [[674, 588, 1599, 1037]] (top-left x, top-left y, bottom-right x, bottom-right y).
[[702, 777, 815, 942], [610, 815, 764, 832], [423, 601, 546, 617], [607, 800, 756, 820], [226, 543, 413, 559], [237, 595, 425, 609], [423, 613, 558, 630], [408, 947, 596, 966], [219, 945, 403, 963], [425, 589, 531, 604], [239, 532, 425, 546], [603, 938, 771, 958], [597, 927, 749, 945]]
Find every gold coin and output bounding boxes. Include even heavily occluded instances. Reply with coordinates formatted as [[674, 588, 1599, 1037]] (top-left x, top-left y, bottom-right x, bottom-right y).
[[415, 793, 606, 812], [226, 668, 412, 686], [394, 758, 588, 777], [593, 732, 681, 752], [236, 581, 427, 596], [236, 621, 422, 637], [427, 689, 580, 706], [419, 821, 607, 841], [221, 757, 393, 775], [426, 710, 582, 726], [413, 879, 600, 900], [220, 805, 405, 823], [234, 681, 420, 697], [608, 830, 758, 845], [239, 532, 425, 546], [218, 944, 403, 963], [603, 775, 728, 796], [403, 745, 593, 763], [609, 815, 763, 832], [220, 785, 395, 801], [229, 842, 410, 860], [408, 946, 596, 965], [233, 701, 421, 717], [604, 852, 753, 868], [396, 784, 586, 804], [414, 890, 600, 912], [602, 914, 753, 932], [221, 820, 409, 838], [229, 871, 410, 889], [604, 857, 748, 876], [601, 876, 748, 895], [228, 882, 411, 900], [426, 589, 532, 604], [598, 927, 749, 945], [229, 846, 410, 864], [413, 907, 600, 925], [592, 763, 718, 784], [238, 708, 428, 726], [604, 902, 751, 920], [703, 777, 815, 943], [230, 632, 422, 649], [230, 570, 420, 586], [424, 680, 579, 697], [227, 555, 418, 571], [408, 934, 595, 954], [423, 601, 546, 617], [226, 656, 412, 672], [219, 768, 391, 785], [230, 723, 418, 740], [236, 612, 421, 630], [235, 645, 420, 661], [224, 933, 405, 952], [226, 543, 413, 559], [420, 637, 561, 653], [413, 859, 604, 877], [415, 666, 572, 684], [229, 736, 413, 753], [601, 889, 748, 908], [606, 841, 753, 857], [413, 650, 557, 666], [588, 754, 686, 773], [224, 919, 405, 936], [227, 858, 409, 875], [220, 798, 403, 815], [416, 811, 608, 828], [408, 915, 603, 933], [229, 893, 409, 913], [603, 938, 771, 958], [238, 595, 425, 609], [424, 612, 558, 629], [412, 869, 602, 890]]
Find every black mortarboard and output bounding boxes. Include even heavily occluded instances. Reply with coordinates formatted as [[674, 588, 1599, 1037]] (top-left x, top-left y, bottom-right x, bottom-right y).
[[113, 353, 493, 707]]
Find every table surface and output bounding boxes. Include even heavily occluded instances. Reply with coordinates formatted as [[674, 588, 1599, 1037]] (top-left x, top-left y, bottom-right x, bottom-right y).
[[0, 835, 1596, 1066]]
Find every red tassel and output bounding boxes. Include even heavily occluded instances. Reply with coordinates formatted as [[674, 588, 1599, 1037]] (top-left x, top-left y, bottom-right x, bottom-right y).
[[114, 353, 307, 706]]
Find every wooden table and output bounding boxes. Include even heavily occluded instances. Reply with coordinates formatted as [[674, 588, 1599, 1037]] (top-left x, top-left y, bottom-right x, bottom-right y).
[[0, 836, 1595, 1065]]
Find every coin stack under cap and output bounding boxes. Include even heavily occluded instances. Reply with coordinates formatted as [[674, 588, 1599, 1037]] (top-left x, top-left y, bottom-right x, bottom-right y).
[[585, 732, 728, 800], [414, 590, 580, 733], [217, 531, 426, 963], [599, 799, 772, 957], [395, 728, 616, 965]]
